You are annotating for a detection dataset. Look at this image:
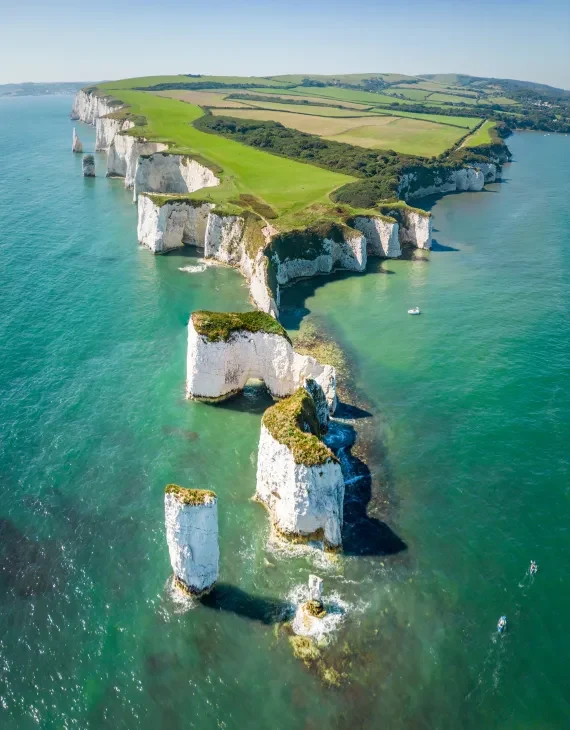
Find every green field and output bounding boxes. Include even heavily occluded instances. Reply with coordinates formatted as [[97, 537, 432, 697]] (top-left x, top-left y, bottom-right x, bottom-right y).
[[100, 75, 289, 90], [463, 120, 497, 147], [212, 107, 472, 157], [242, 100, 380, 117], [327, 119, 470, 156], [98, 88, 353, 215]]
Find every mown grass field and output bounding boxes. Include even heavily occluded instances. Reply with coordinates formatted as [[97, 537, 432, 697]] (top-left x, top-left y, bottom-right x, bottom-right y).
[[154, 90, 252, 108], [241, 100, 380, 117], [98, 88, 354, 215], [463, 120, 497, 147], [211, 107, 472, 156]]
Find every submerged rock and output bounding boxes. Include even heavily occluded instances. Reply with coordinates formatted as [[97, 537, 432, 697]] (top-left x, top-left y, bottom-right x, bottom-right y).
[[164, 484, 219, 595], [82, 154, 95, 177], [72, 127, 83, 153]]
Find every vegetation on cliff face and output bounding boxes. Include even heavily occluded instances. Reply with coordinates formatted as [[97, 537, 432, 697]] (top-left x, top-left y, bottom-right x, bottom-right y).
[[262, 388, 336, 467], [192, 310, 291, 344]]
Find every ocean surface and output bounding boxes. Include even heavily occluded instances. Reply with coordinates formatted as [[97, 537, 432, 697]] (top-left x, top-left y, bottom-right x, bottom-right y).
[[0, 95, 569, 729]]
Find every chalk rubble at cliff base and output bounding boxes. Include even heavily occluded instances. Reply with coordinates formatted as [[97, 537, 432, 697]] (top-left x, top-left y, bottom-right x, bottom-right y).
[[164, 485, 219, 595]]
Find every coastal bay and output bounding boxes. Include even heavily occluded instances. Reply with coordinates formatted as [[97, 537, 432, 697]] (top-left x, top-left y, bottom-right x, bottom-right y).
[[1, 95, 569, 729]]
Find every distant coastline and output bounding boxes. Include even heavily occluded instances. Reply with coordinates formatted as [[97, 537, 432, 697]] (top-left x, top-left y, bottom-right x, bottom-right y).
[[0, 82, 90, 98]]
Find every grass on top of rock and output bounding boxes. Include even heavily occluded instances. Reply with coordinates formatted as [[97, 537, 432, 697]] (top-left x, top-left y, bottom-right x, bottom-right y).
[[164, 484, 216, 505], [262, 388, 337, 467], [192, 311, 291, 344]]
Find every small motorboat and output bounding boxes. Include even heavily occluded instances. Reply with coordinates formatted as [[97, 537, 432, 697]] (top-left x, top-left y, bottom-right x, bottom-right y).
[[497, 615, 507, 633], [408, 307, 421, 315]]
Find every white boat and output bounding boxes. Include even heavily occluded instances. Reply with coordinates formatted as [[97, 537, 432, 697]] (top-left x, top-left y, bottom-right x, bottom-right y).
[[408, 307, 421, 315]]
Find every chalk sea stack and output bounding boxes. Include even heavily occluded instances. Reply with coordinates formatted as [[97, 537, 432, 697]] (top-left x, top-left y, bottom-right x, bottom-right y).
[[164, 484, 219, 596], [72, 127, 83, 153], [82, 154, 95, 177], [256, 387, 344, 549]]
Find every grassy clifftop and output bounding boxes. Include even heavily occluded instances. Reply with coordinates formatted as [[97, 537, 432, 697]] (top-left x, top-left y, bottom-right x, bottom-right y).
[[262, 388, 336, 467], [192, 311, 291, 343]]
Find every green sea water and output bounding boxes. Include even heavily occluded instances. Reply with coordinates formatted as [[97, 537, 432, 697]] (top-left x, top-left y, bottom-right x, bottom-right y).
[[1, 96, 569, 729]]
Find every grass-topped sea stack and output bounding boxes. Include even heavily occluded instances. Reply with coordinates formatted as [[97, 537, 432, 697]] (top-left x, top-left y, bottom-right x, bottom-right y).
[[256, 386, 344, 549], [164, 484, 219, 595], [186, 310, 337, 409]]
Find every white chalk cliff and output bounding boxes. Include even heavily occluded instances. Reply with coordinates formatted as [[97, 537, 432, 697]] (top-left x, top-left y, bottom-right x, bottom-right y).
[[164, 485, 219, 595], [399, 208, 433, 250], [186, 313, 337, 411], [133, 153, 219, 202], [399, 165, 490, 200], [256, 390, 344, 549], [72, 128, 83, 153], [71, 89, 125, 126], [136, 194, 435, 315], [106, 135, 168, 189], [95, 116, 134, 152]]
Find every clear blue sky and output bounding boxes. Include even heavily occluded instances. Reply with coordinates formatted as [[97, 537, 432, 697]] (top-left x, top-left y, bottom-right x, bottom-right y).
[[2, 0, 569, 89]]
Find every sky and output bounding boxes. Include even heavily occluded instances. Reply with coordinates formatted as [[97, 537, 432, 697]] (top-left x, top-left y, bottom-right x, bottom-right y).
[[1, 0, 569, 89]]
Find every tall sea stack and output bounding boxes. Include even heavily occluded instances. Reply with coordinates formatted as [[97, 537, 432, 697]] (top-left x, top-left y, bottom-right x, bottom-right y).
[[72, 127, 83, 153], [164, 484, 219, 595], [82, 154, 95, 177]]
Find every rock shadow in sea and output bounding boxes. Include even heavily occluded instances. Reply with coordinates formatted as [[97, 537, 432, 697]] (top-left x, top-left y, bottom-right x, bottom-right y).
[[279, 263, 394, 332], [200, 583, 290, 624], [327, 420, 406, 558]]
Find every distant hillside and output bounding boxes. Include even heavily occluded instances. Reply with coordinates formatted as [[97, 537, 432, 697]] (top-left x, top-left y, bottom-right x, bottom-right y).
[[0, 82, 90, 97]]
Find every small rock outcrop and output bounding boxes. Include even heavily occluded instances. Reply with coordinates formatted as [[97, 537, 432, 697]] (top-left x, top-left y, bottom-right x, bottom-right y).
[[399, 207, 433, 249], [256, 388, 344, 549], [82, 154, 95, 177], [164, 484, 219, 595], [187, 311, 337, 410], [72, 128, 83, 153]]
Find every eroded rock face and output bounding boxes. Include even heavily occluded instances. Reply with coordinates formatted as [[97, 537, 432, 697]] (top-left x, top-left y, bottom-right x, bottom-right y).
[[352, 216, 401, 258], [399, 165, 489, 200], [399, 208, 433, 250], [164, 485, 219, 595], [82, 154, 95, 177], [256, 424, 344, 549], [106, 135, 168, 188], [303, 378, 330, 433], [137, 196, 212, 254], [134, 153, 219, 202], [137, 197, 279, 316], [95, 117, 134, 152], [71, 89, 124, 125], [72, 128, 83, 153], [186, 316, 337, 411]]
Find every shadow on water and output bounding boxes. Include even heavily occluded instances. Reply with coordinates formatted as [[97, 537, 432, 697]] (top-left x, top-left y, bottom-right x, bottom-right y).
[[431, 239, 460, 252], [209, 382, 275, 415], [200, 583, 290, 624], [279, 260, 395, 332], [326, 420, 407, 558]]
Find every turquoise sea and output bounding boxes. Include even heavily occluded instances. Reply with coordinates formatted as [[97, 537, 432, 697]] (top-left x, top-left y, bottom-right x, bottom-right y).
[[1, 95, 569, 729]]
